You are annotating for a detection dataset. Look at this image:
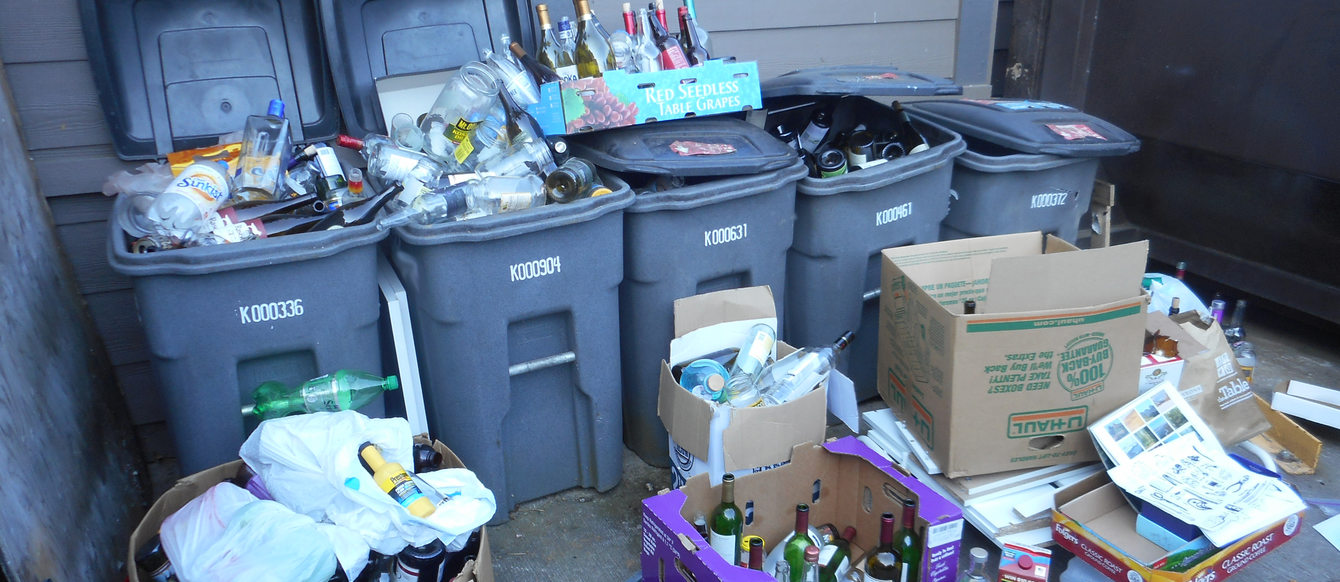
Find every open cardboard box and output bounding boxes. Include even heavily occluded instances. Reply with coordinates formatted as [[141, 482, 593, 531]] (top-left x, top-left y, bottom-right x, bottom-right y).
[[127, 437, 493, 582], [1051, 472, 1303, 582], [877, 232, 1149, 477], [659, 286, 855, 487], [642, 437, 963, 582]]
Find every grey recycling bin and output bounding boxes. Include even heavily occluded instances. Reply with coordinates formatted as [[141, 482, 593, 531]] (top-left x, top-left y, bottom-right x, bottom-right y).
[[107, 196, 390, 474], [905, 99, 1140, 243], [761, 67, 965, 402], [569, 117, 807, 467], [388, 177, 634, 523]]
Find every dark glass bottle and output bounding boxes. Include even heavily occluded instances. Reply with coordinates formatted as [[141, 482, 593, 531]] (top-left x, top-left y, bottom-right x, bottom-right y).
[[413, 442, 445, 474], [228, 193, 323, 222], [748, 536, 765, 570], [135, 534, 176, 582], [863, 512, 898, 582], [396, 538, 447, 582], [442, 527, 484, 578], [646, 1, 691, 69], [545, 157, 608, 203], [677, 6, 709, 65], [892, 102, 930, 155]]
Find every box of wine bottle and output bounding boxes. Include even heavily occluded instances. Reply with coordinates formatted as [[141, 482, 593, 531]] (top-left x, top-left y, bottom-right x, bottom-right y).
[[877, 232, 1150, 478], [126, 437, 493, 582], [641, 437, 964, 582], [526, 59, 764, 135]]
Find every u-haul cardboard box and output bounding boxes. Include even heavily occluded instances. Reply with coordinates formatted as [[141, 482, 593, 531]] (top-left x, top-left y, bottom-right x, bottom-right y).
[[642, 437, 963, 582], [877, 232, 1148, 477]]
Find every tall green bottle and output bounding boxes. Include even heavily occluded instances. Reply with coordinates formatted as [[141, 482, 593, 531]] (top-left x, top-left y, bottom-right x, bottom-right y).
[[709, 473, 743, 564], [894, 499, 922, 582], [244, 370, 399, 419], [784, 503, 816, 582]]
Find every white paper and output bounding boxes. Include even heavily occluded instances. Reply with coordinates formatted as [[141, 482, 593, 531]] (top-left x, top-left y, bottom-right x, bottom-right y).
[[1089, 381, 1219, 466], [825, 369, 859, 432], [1314, 513, 1340, 553], [1107, 437, 1306, 547], [668, 317, 777, 367], [374, 70, 453, 132]]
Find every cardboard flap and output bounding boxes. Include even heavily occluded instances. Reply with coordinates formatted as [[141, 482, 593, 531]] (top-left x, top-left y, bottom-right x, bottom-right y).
[[987, 240, 1148, 312], [720, 388, 828, 471], [882, 232, 1040, 310], [658, 364, 716, 460], [673, 286, 776, 337]]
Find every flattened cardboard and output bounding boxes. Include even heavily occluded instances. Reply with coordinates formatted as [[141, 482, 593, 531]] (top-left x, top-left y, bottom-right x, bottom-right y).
[[1249, 393, 1322, 474], [642, 438, 964, 582], [878, 232, 1147, 477], [1052, 471, 1303, 581], [127, 438, 493, 582]]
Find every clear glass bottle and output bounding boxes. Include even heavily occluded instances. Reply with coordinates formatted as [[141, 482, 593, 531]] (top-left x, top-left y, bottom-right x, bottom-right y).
[[420, 62, 501, 161], [234, 99, 292, 201], [724, 323, 777, 407], [801, 546, 821, 582], [361, 134, 449, 189], [955, 547, 989, 582], [861, 512, 898, 582], [754, 331, 854, 407], [377, 174, 545, 229], [632, 8, 663, 73]]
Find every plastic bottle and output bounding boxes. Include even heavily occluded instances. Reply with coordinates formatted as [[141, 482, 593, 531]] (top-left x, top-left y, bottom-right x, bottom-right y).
[[358, 442, 436, 518], [243, 370, 399, 419], [145, 160, 233, 235]]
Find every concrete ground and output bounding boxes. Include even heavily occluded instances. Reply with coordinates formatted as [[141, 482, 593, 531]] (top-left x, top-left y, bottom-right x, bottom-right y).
[[488, 299, 1340, 581]]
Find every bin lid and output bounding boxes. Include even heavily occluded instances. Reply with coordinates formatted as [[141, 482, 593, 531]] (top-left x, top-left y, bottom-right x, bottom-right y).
[[567, 117, 798, 177], [905, 99, 1140, 157], [79, 0, 341, 159], [319, 0, 502, 137], [760, 66, 963, 99]]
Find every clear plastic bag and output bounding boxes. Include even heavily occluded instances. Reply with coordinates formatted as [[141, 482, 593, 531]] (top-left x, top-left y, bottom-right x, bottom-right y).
[[160, 483, 339, 582]]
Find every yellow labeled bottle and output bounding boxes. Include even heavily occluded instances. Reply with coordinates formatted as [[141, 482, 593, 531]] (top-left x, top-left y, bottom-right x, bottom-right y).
[[359, 442, 436, 518]]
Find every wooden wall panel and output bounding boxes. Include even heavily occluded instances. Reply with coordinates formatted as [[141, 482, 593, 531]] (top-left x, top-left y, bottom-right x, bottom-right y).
[[713, 20, 960, 80]]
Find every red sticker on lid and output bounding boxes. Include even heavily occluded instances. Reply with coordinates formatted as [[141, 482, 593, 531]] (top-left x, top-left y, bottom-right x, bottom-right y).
[[670, 140, 737, 156], [1046, 123, 1107, 141]]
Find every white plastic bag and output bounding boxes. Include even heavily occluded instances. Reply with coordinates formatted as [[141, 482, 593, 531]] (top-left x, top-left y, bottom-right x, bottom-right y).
[[160, 483, 339, 582], [239, 411, 496, 555], [1144, 273, 1210, 317]]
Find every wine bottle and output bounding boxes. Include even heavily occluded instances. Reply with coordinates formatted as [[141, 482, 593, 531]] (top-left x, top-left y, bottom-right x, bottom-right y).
[[677, 6, 709, 65], [963, 299, 976, 314], [748, 537, 765, 570], [244, 370, 400, 419], [816, 148, 847, 178], [622, 2, 637, 34], [1168, 296, 1182, 316], [863, 512, 898, 582], [646, 1, 691, 69], [510, 42, 563, 85], [497, 81, 546, 147], [1223, 299, 1248, 344], [326, 184, 401, 228], [536, 4, 579, 81], [895, 500, 922, 582], [654, 0, 669, 28], [892, 102, 930, 155], [251, 211, 330, 237], [632, 8, 663, 72], [784, 504, 816, 582], [575, 0, 618, 77], [798, 109, 832, 153], [817, 526, 855, 582], [753, 331, 854, 407], [135, 534, 176, 582], [709, 473, 744, 565], [227, 193, 323, 222], [358, 442, 436, 518], [682, 0, 713, 54], [545, 157, 607, 203]]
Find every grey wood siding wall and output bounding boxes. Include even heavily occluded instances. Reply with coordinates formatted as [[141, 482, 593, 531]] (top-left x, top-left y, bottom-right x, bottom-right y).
[[0, 0, 165, 460], [2, 0, 997, 470]]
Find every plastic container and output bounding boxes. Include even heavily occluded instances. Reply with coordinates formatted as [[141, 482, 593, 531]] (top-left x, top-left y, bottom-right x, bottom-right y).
[[905, 99, 1140, 243], [388, 177, 634, 522], [107, 196, 390, 474], [79, 0, 340, 159], [569, 117, 806, 466], [761, 67, 965, 401], [318, 0, 515, 137]]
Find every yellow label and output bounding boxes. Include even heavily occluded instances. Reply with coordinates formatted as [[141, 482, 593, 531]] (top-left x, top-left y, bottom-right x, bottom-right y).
[[454, 137, 476, 164], [448, 118, 480, 144]]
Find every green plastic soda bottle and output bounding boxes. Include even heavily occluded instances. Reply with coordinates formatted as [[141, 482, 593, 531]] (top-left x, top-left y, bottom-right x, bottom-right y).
[[243, 370, 399, 419]]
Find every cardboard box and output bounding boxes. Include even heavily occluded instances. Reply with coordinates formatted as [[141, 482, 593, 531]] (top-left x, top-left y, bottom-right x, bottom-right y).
[[1051, 472, 1302, 581], [660, 287, 842, 487], [526, 60, 763, 135], [1139, 353, 1184, 394], [998, 542, 1051, 582], [642, 437, 964, 582], [127, 438, 493, 582], [877, 232, 1149, 477]]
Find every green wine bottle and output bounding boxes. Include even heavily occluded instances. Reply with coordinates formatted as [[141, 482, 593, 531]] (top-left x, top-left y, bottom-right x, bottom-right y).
[[709, 473, 743, 564], [784, 503, 816, 582], [894, 499, 922, 582], [244, 370, 399, 419], [574, 0, 617, 78]]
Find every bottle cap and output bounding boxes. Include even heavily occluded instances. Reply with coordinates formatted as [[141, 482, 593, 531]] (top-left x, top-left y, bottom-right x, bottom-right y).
[[1018, 554, 1034, 569], [805, 545, 819, 562], [267, 98, 286, 118], [384, 374, 400, 391]]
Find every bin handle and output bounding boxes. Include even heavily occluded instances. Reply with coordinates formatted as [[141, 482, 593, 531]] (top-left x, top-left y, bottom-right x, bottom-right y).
[[863, 288, 881, 302], [509, 351, 577, 377]]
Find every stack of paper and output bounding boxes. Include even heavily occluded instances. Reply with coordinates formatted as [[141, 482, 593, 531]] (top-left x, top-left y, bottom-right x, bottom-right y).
[[861, 409, 1100, 548], [1271, 380, 1340, 429]]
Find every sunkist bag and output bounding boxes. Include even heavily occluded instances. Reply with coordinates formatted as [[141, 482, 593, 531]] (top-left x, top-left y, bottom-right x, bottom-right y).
[[1169, 312, 1270, 445]]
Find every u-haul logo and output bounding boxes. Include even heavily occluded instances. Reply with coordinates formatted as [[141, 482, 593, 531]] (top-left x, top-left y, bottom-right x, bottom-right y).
[[1008, 406, 1088, 438], [1056, 332, 1113, 400]]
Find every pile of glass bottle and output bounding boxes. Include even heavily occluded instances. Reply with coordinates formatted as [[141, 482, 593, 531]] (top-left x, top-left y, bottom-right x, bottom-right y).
[[119, 45, 612, 254]]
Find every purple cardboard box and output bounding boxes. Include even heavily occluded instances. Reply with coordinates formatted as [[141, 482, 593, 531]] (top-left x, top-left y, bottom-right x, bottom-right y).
[[642, 437, 964, 581]]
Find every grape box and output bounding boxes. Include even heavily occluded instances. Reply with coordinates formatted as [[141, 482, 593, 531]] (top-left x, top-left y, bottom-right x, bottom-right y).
[[525, 60, 763, 135]]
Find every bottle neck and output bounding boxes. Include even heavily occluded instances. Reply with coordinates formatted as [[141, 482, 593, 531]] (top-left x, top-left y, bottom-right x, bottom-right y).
[[880, 516, 894, 546], [794, 505, 809, 534], [901, 502, 917, 529], [721, 478, 734, 504]]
